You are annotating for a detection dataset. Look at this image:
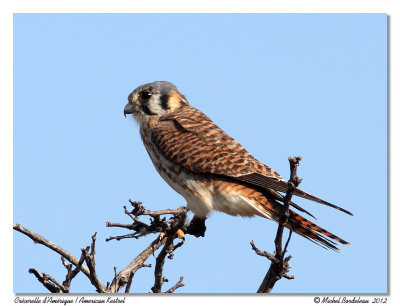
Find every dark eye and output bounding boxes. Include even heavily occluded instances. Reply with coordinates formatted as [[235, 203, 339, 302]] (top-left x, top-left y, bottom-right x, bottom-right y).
[[140, 90, 152, 100]]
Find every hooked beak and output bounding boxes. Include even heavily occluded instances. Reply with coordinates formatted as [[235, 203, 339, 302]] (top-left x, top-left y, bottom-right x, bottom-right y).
[[124, 103, 135, 118]]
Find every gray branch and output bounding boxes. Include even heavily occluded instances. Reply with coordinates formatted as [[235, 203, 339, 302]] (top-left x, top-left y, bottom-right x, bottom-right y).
[[251, 156, 301, 293]]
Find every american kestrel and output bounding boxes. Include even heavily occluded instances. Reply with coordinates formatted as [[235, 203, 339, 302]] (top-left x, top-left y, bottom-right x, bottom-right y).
[[124, 81, 352, 251]]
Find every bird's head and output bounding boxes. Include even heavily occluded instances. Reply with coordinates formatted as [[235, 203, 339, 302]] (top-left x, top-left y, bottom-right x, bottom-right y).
[[124, 81, 189, 125]]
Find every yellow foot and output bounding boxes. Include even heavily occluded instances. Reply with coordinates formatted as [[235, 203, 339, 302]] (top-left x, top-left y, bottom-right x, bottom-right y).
[[159, 232, 166, 240], [176, 229, 185, 239]]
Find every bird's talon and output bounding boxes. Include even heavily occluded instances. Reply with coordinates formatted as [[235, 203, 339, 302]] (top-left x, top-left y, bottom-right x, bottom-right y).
[[176, 229, 185, 239], [187, 216, 207, 237]]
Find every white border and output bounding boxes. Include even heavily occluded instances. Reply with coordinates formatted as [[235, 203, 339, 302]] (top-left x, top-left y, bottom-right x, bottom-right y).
[[2, 1, 397, 305]]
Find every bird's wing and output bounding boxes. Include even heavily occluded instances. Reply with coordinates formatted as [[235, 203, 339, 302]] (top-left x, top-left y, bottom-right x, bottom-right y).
[[153, 107, 280, 177], [152, 106, 352, 215], [237, 172, 353, 215]]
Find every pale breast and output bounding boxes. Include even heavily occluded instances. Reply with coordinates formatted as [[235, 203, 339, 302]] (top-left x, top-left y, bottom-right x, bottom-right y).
[[140, 126, 215, 217]]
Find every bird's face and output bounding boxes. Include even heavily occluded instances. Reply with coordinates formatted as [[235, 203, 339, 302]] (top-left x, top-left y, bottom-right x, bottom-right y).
[[124, 81, 188, 125]]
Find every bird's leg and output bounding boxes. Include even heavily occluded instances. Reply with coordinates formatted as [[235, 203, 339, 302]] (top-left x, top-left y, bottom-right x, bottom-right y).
[[186, 215, 207, 237]]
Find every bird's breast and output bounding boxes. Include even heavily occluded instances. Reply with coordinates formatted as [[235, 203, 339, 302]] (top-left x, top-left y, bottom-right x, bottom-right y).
[[139, 127, 215, 217]]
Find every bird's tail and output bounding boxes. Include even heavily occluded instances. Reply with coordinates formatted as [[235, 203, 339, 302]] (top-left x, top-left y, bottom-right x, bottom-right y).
[[258, 199, 350, 251], [283, 209, 350, 251]]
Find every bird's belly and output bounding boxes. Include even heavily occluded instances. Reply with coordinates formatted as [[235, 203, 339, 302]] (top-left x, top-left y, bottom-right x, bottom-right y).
[[212, 179, 267, 217], [213, 191, 258, 217], [146, 150, 262, 218], [152, 156, 215, 217]]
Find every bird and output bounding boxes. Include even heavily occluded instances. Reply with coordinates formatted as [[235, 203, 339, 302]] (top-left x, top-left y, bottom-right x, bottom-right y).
[[124, 81, 352, 251]]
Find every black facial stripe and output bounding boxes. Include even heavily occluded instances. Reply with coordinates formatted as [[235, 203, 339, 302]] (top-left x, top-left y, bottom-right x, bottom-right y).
[[140, 101, 156, 116], [160, 94, 170, 110]]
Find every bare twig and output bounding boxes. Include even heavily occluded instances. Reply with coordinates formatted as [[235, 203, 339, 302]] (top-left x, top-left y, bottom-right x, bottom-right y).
[[124, 271, 135, 293], [252, 156, 302, 293], [28, 268, 67, 293], [250, 240, 278, 263], [164, 277, 185, 293], [62, 248, 87, 291], [124, 263, 152, 293], [282, 230, 293, 259], [83, 233, 108, 293], [105, 232, 140, 241], [13, 224, 91, 278], [108, 235, 166, 292], [151, 210, 187, 293], [15, 200, 191, 294], [106, 202, 188, 293], [152, 236, 174, 293]]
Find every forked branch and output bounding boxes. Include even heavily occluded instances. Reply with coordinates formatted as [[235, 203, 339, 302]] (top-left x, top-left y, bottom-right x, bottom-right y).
[[13, 201, 191, 293], [15, 156, 304, 293], [251, 156, 301, 293]]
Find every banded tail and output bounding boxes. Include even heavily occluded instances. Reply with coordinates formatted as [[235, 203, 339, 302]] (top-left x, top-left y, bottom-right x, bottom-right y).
[[259, 199, 350, 252], [284, 210, 350, 251]]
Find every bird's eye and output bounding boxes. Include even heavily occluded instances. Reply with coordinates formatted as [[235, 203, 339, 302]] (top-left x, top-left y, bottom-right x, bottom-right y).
[[140, 90, 152, 100]]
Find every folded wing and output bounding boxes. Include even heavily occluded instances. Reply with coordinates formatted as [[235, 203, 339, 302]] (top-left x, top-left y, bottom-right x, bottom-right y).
[[152, 106, 352, 216]]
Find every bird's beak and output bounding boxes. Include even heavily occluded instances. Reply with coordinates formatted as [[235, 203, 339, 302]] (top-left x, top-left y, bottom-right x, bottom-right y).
[[124, 103, 135, 118]]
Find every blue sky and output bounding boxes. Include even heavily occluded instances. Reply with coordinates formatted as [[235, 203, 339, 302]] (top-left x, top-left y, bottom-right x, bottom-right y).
[[13, 13, 387, 293]]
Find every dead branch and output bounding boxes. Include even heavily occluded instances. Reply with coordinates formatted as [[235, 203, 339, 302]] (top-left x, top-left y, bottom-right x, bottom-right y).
[[106, 200, 188, 293], [13, 224, 91, 279], [14, 224, 108, 293], [164, 277, 185, 293], [13, 200, 191, 293], [14, 157, 304, 293], [82, 233, 108, 293], [28, 268, 67, 293], [251, 156, 301, 293], [124, 263, 152, 293], [61, 248, 87, 291], [151, 235, 174, 293], [150, 209, 186, 293], [108, 235, 165, 292]]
